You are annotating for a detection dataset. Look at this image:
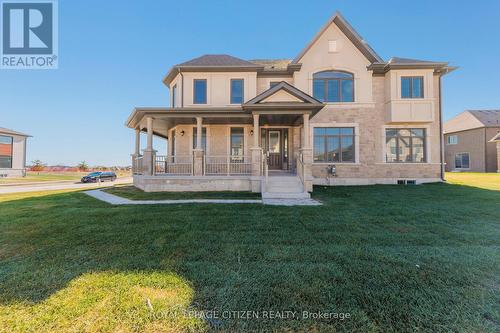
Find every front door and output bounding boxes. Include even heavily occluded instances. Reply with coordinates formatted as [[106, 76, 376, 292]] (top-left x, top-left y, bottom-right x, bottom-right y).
[[268, 130, 282, 169], [261, 129, 288, 170]]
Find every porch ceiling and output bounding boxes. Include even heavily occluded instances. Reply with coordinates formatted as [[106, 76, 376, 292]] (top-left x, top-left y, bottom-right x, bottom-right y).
[[126, 104, 323, 132]]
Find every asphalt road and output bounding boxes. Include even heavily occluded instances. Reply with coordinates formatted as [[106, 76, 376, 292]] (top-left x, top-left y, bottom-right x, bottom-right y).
[[0, 177, 133, 194]]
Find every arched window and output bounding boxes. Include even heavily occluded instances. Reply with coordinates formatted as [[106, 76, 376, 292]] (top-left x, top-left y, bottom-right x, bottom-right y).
[[313, 71, 354, 102]]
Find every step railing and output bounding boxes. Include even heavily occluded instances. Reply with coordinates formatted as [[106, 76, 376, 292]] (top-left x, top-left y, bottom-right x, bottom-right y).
[[132, 155, 143, 175], [204, 155, 252, 175], [155, 155, 193, 175]]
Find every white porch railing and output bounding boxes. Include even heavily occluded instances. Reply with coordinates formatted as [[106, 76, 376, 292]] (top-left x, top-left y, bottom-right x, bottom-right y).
[[155, 155, 193, 175], [204, 155, 252, 175], [133, 156, 143, 175]]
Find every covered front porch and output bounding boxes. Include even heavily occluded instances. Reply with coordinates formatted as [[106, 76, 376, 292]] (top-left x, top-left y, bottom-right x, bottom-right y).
[[126, 82, 324, 193]]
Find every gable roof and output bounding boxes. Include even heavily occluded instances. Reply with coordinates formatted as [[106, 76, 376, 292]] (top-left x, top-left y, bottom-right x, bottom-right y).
[[0, 127, 31, 137], [244, 81, 322, 105], [444, 110, 500, 133], [292, 11, 383, 64]]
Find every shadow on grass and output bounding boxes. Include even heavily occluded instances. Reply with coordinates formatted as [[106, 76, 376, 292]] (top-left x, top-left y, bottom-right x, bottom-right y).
[[0, 183, 499, 332]]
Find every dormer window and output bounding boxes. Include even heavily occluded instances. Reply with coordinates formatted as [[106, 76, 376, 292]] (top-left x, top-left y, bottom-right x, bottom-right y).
[[401, 76, 423, 98], [313, 71, 354, 102]]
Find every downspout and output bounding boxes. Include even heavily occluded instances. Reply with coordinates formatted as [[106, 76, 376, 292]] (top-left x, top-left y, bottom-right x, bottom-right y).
[[438, 74, 445, 181]]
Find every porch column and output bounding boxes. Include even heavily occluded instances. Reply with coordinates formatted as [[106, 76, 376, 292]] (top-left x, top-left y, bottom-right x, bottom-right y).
[[142, 117, 157, 176], [131, 128, 141, 174], [250, 113, 262, 192], [193, 117, 204, 176], [135, 128, 141, 156], [253, 114, 259, 148], [300, 113, 313, 192]]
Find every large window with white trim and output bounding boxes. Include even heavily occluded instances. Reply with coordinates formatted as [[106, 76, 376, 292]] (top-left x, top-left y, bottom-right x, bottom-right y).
[[455, 153, 470, 169], [386, 128, 426, 163], [313, 71, 354, 102], [230, 127, 244, 159], [0, 135, 13, 168], [192, 127, 207, 150], [313, 127, 355, 163]]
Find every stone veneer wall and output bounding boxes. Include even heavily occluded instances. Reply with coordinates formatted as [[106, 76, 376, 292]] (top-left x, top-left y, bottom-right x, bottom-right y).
[[134, 175, 252, 192], [310, 76, 442, 184]]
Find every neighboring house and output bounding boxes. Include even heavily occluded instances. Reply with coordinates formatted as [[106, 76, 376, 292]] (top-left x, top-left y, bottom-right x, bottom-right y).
[[0, 127, 31, 178], [489, 132, 500, 172], [444, 110, 500, 172], [126, 11, 455, 194]]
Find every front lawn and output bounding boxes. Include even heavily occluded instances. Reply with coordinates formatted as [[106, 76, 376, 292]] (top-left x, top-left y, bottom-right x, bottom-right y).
[[105, 186, 261, 200], [0, 176, 498, 332]]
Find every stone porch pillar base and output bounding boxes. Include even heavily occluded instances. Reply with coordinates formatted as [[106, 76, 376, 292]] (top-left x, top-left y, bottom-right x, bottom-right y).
[[299, 147, 313, 192], [142, 149, 157, 176], [250, 147, 262, 192], [193, 149, 204, 176]]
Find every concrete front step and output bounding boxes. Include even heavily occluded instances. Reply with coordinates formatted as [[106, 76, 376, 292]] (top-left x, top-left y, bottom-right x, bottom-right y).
[[262, 191, 311, 199], [266, 186, 304, 193]]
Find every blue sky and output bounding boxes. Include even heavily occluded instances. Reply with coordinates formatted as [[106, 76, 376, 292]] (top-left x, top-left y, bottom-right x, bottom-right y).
[[1, 0, 499, 166]]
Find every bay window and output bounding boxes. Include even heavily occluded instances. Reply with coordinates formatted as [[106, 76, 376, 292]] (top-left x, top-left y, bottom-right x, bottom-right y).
[[386, 128, 426, 163]]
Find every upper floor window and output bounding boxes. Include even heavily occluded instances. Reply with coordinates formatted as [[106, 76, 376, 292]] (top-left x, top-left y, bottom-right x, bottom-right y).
[[172, 84, 177, 107], [386, 128, 426, 163], [401, 76, 423, 98], [230, 79, 244, 104], [313, 127, 355, 163], [193, 79, 207, 104], [313, 71, 354, 102], [0, 135, 13, 169], [447, 135, 457, 145]]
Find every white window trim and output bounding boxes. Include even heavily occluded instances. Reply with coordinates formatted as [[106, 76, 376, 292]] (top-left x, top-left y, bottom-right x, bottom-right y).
[[189, 126, 210, 154], [447, 135, 458, 145], [226, 125, 249, 157], [308, 66, 359, 104], [310, 122, 360, 164], [454, 152, 471, 170], [382, 125, 432, 164]]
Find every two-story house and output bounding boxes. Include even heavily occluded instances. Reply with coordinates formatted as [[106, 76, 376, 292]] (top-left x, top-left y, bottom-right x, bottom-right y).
[[126, 12, 456, 196]]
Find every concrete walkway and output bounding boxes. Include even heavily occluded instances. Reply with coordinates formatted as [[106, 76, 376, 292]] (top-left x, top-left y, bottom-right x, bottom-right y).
[[84, 189, 322, 206]]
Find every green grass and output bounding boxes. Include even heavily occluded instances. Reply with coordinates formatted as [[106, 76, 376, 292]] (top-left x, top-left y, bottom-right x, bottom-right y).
[[446, 172, 500, 190], [0, 175, 498, 332], [105, 186, 261, 200]]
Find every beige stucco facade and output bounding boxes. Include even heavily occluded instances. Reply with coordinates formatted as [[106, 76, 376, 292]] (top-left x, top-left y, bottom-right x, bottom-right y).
[[127, 12, 454, 192]]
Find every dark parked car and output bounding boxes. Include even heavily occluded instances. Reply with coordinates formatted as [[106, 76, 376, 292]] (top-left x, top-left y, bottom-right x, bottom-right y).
[[81, 171, 117, 183]]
